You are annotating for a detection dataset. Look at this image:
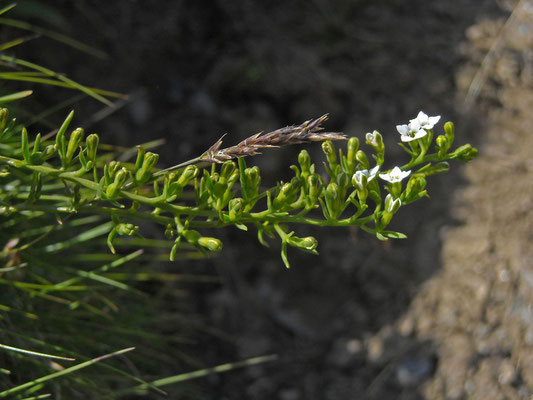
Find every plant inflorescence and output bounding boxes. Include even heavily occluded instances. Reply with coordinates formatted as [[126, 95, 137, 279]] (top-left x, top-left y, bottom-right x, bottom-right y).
[[0, 108, 477, 269]]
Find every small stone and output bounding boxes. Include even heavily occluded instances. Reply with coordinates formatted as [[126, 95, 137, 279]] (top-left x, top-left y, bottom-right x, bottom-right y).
[[498, 359, 516, 385]]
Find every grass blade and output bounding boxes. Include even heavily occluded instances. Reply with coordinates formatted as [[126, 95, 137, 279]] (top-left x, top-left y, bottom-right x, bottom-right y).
[[0, 347, 135, 398], [0, 55, 112, 106], [0, 17, 107, 59], [0, 90, 33, 104], [130, 354, 277, 393], [0, 343, 75, 361]]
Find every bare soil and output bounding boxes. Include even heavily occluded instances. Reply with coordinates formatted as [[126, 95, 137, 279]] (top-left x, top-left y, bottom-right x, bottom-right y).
[[13, 0, 533, 398]]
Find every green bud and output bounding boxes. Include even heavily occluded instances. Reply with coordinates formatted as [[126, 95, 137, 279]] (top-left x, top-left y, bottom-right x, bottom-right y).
[[66, 128, 84, 164], [135, 152, 159, 183], [402, 176, 427, 203], [287, 235, 318, 252], [42, 145, 56, 160], [106, 167, 128, 198], [105, 161, 121, 183], [322, 140, 337, 165], [198, 237, 223, 252], [436, 135, 448, 158], [219, 161, 236, 184], [355, 150, 369, 169], [244, 166, 260, 195], [177, 165, 198, 186], [86, 134, 99, 162], [345, 137, 359, 175], [450, 144, 478, 162], [143, 152, 159, 170], [325, 182, 340, 219], [298, 150, 312, 173], [273, 178, 300, 209], [164, 224, 176, 239], [115, 222, 139, 236], [307, 174, 321, 206], [443, 121, 455, 145], [228, 197, 244, 220]]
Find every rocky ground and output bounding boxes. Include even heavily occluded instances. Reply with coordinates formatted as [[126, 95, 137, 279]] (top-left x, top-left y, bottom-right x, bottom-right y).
[[10, 0, 533, 398]]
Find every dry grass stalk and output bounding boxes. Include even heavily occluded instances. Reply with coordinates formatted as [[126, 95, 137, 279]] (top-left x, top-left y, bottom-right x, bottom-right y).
[[200, 114, 346, 163]]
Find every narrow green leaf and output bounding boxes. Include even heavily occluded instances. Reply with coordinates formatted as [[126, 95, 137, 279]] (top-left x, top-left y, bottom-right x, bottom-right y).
[[131, 354, 277, 392], [0, 3, 16, 17], [382, 230, 407, 239], [0, 90, 32, 104], [0, 55, 112, 105], [0, 343, 74, 361], [0, 347, 135, 398], [0, 17, 107, 59]]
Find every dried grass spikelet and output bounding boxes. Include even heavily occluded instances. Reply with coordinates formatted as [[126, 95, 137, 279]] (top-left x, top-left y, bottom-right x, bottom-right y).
[[200, 115, 346, 163]]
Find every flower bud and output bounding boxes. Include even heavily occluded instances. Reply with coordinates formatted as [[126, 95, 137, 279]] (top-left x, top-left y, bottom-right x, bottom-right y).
[[177, 165, 198, 186], [287, 235, 318, 252], [345, 137, 359, 175], [86, 134, 99, 162], [228, 197, 244, 220], [355, 150, 369, 169], [219, 161, 236, 184], [298, 150, 312, 173], [384, 194, 401, 214], [436, 135, 448, 158], [365, 130, 384, 152], [164, 224, 176, 239], [198, 236, 223, 252], [402, 176, 427, 203], [40, 145, 56, 161], [381, 194, 402, 226], [66, 128, 84, 164], [273, 178, 299, 209], [104, 161, 121, 184], [143, 152, 159, 170], [450, 144, 478, 162], [306, 174, 321, 207], [325, 182, 340, 219], [242, 166, 261, 206], [115, 222, 139, 236], [106, 167, 128, 198], [135, 152, 159, 183], [322, 140, 337, 166], [443, 121, 455, 145]]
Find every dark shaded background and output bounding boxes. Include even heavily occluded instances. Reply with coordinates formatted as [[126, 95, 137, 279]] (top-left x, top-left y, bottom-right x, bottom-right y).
[[7, 0, 531, 399]]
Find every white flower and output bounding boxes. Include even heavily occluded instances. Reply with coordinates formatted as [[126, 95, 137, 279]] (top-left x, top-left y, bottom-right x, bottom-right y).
[[396, 111, 441, 142], [396, 123, 427, 142], [410, 111, 440, 130], [365, 130, 382, 148], [352, 166, 380, 189], [379, 166, 411, 183]]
